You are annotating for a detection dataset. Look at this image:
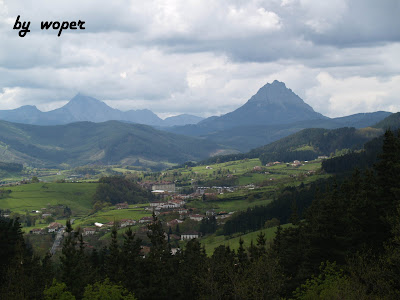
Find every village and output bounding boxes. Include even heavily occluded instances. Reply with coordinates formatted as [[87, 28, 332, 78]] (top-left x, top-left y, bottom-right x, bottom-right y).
[[27, 180, 239, 252], [5, 158, 325, 256]]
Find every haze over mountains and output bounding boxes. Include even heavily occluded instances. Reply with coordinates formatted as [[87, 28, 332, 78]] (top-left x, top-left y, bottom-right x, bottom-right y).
[[0, 94, 204, 127], [0, 80, 394, 167], [0, 120, 228, 168], [198, 80, 326, 130], [166, 80, 391, 150]]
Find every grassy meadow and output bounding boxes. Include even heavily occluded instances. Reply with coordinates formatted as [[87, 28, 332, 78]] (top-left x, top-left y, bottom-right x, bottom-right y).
[[199, 224, 293, 254], [0, 182, 97, 216], [73, 204, 151, 228]]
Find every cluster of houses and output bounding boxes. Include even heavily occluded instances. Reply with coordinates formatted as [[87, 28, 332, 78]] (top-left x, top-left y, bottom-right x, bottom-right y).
[[290, 160, 303, 167], [266, 161, 281, 167], [266, 160, 304, 168], [196, 186, 236, 195], [29, 180, 234, 242], [148, 199, 186, 211], [30, 222, 63, 235]]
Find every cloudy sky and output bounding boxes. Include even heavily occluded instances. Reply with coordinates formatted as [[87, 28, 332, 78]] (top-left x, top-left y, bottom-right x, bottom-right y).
[[0, 0, 399, 118]]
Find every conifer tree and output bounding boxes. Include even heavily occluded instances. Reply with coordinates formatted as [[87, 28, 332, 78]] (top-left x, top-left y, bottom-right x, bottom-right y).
[[105, 225, 122, 283], [121, 227, 142, 292], [60, 220, 87, 298], [236, 237, 248, 267]]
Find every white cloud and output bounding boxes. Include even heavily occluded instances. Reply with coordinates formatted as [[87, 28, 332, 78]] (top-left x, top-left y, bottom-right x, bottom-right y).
[[299, 0, 347, 33], [0, 0, 398, 118], [306, 72, 400, 117], [120, 72, 127, 79]]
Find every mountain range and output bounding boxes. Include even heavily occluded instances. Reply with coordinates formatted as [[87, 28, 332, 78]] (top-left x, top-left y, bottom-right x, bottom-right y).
[[0, 120, 230, 168], [166, 81, 391, 151], [197, 80, 326, 130], [0, 94, 204, 127], [0, 80, 394, 168]]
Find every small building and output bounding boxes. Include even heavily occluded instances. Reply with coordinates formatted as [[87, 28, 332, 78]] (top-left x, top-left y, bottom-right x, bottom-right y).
[[171, 248, 180, 255], [167, 219, 183, 227], [189, 214, 205, 222], [83, 228, 96, 236], [120, 219, 136, 227], [266, 161, 281, 167], [105, 221, 115, 227], [170, 199, 185, 207], [291, 160, 302, 167], [178, 208, 188, 215], [48, 222, 63, 233], [116, 202, 129, 209], [161, 202, 179, 209], [151, 183, 176, 193], [206, 210, 215, 216], [139, 216, 153, 224], [30, 228, 44, 235], [94, 222, 104, 228], [181, 231, 200, 240]]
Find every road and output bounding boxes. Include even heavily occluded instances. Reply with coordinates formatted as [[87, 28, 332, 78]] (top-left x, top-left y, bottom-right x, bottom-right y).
[[50, 227, 65, 255]]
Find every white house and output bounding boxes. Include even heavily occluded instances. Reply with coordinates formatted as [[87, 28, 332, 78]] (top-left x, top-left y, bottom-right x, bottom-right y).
[[120, 219, 136, 227], [189, 214, 205, 222], [181, 232, 200, 240], [139, 216, 153, 223], [83, 228, 96, 236], [48, 222, 62, 233]]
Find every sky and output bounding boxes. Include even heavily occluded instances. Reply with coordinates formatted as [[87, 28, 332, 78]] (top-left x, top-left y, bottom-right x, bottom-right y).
[[0, 0, 399, 118]]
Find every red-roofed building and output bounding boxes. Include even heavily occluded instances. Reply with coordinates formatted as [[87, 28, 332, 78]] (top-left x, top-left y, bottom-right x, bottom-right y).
[[189, 214, 204, 222], [120, 219, 136, 227], [116, 202, 129, 209], [139, 216, 153, 223], [167, 219, 183, 227], [48, 222, 63, 233]]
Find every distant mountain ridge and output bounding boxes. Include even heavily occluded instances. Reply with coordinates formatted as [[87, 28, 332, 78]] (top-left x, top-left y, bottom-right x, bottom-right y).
[[197, 80, 326, 130], [0, 120, 227, 168], [163, 114, 204, 127], [165, 80, 391, 151], [0, 81, 393, 153], [0, 94, 204, 127], [200, 112, 397, 166], [196, 111, 392, 151]]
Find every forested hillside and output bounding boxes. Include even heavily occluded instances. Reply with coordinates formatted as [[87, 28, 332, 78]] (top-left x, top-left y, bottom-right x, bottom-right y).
[[199, 125, 383, 166], [0, 120, 226, 168], [2, 130, 400, 299]]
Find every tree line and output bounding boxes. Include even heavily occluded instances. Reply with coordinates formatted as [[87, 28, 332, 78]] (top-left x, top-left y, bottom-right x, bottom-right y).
[[92, 176, 155, 206], [1, 130, 400, 299]]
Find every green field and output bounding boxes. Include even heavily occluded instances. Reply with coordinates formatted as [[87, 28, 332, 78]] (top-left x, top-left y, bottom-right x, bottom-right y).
[[0, 158, 326, 255], [73, 204, 151, 228], [199, 224, 293, 254], [21, 219, 67, 233], [155, 158, 324, 188], [179, 159, 262, 178], [0, 182, 97, 216]]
